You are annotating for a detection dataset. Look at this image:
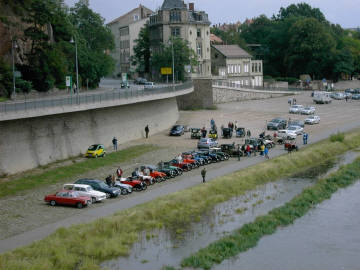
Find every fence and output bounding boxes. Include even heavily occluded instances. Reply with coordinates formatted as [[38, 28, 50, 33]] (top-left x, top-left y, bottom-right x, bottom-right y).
[[212, 80, 302, 92], [0, 81, 193, 114]]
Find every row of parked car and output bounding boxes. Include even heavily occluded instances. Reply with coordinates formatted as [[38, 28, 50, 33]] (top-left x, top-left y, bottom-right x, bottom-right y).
[[44, 147, 233, 209]]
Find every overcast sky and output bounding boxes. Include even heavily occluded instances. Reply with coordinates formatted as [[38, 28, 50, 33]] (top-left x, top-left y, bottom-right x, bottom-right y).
[[64, 0, 359, 28]]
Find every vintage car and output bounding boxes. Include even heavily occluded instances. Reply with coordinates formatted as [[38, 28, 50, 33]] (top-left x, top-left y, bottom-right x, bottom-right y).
[[208, 129, 218, 140], [44, 190, 91, 208], [63, 184, 107, 203], [220, 143, 244, 157], [140, 165, 167, 182], [169, 125, 185, 136], [236, 127, 246, 137], [118, 177, 147, 191], [85, 144, 106, 158], [74, 179, 121, 197], [191, 128, 202, 139], [267, 118, 287, 130], [222, 127, 233, 139]]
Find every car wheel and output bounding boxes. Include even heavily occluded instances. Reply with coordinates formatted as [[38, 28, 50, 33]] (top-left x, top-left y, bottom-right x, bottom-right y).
[[91, 197, 97, 203], [105, 193, 110, 199], [224, 154, 230, 160], [135, 185, 142, 191], [50, 200, 56, 206], [76, 202, 83, 209], [121, 188, 128, 195], [87, 200, 92, 206], [142, 184, 147, 190]]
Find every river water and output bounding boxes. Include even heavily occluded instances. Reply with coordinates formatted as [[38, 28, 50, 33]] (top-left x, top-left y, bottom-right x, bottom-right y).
[[213, 181, 360, 270], [101, 152, 360, 270]]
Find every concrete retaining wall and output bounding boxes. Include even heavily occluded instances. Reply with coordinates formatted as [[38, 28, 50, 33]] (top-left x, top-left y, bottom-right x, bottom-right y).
[[177, 78, 213, 110], [213, 86, 293, 104], [0, 98, 179, 175]]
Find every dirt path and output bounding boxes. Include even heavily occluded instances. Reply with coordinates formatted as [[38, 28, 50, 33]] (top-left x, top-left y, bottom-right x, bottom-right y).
[[0, 93, 359, 253]]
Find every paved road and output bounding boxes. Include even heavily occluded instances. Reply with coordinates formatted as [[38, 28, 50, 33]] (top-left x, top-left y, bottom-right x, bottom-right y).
[[0, 118, 358, 254]]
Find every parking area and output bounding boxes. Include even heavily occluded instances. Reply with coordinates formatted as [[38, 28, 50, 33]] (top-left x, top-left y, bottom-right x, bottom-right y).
[[1, 91, 360, 246]]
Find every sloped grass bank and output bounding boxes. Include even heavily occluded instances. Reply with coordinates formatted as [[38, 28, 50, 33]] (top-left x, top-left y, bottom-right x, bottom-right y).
[[0, 144, 157, 198], [181, 158, 360, 270], [1, 131, 360, 270]]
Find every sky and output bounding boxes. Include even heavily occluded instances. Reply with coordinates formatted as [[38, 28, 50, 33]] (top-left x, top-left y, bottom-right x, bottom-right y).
[[64, 0, 359, 28]]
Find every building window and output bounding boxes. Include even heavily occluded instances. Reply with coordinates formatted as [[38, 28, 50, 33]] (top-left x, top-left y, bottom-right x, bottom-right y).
[[196, 42, 202, 57], [245, 80, 249, 86], [133, 14, 139, 21], [234, 65, 237, 73], [231, 65, 234, 74], [171, 27, 181, 37], [170, 10, 181, 22], [227, 65, 231, 74], [197, 29, 201, 38], [244, 63, 249, 73], [238, 64, 241, 73], [119, 27, 129, 36]]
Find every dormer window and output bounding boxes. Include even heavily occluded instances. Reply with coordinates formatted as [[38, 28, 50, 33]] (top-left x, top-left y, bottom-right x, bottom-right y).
[[134, 14, 139, 21]]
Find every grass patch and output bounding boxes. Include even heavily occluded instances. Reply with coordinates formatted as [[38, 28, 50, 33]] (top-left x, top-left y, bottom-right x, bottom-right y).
[[0, 97, 8, 102], [181, 158, 360, 270], [0, 144, 157, 198], [330, 132, 345, 142], [1, 130, 360, 270]]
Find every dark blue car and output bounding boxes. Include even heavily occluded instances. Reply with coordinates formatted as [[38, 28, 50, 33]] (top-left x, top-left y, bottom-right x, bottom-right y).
[[169, 125, 185, 136]]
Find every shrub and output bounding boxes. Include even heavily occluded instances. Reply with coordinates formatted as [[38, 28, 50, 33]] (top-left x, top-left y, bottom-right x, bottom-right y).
[[330, 132, 345, 142]]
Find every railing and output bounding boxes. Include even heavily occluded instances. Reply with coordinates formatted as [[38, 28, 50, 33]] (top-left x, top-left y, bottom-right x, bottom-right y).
[[213, 80, 301, 92], [0, 81, 193, 114]]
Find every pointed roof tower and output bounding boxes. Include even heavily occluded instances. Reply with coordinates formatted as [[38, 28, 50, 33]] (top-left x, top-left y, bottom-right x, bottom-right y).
[[161, 0, 186, 10]]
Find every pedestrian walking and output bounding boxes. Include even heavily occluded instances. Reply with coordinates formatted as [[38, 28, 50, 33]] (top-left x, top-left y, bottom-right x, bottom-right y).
[[210, 118, 215, 130], [201, 167, 207, 183], [303, 133, 308, 145], [264, 146, 269, 159], [345, 95, 348, 102], [246, 144, 251, 157], [288, 98, 292, 106], [246, 129, 251, 137], [293, 98, 297, 105], [145, 125, 149, 138], [112, 137, 118, 151]]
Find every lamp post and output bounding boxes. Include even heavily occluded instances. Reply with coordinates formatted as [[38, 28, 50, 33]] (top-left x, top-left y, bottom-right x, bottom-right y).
[[70, 37, 79, 101], [11, 39, 17, 98]]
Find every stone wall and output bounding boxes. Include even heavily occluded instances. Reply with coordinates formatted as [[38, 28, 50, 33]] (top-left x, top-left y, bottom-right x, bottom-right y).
[[213, 86, 292, 104], [0, 97, 179, 175], [177, 78, 214, 109]]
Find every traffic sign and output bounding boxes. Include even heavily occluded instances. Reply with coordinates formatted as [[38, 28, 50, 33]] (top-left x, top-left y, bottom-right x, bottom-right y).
[[161, 67, 172, 75], [66, 76, 72, 87]]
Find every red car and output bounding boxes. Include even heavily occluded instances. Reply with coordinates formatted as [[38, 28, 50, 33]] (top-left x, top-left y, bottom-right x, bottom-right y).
[[120, 177, 147, 191], [44, 190, 91, 209]]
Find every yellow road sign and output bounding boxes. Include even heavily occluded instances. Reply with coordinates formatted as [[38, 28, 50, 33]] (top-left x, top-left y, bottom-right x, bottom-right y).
[[161, 67, 172, 75]]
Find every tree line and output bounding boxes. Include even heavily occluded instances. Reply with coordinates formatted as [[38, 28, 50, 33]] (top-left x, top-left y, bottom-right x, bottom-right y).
[[212, 3, 360, 82], [0, 0, 114, 97]]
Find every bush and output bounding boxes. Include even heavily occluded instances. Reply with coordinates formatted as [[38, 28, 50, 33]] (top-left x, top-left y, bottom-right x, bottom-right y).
[[330, 132, 345, 142], [15, 78, 33, 93]]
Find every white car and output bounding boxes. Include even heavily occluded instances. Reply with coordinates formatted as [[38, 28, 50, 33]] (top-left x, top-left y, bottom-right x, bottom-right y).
[[330, 92, 345, 100], [287, 125, 304, 135], [277, 130, 297, 140], [289, 105, 304, 114], [113, 181, 133, 194], [300, 106, 315, 115], [305, 115, 320, 125], [63, 184, 107, 203], [144, 82, 155, 89]]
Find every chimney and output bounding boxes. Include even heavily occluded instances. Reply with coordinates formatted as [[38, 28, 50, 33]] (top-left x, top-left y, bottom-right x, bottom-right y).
[[189, 3, 194, 11]]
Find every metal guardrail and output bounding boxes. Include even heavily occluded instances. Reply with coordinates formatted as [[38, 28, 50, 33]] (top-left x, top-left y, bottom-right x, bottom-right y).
[[213, 80, 302, 92], [0, 81, 193, 114]]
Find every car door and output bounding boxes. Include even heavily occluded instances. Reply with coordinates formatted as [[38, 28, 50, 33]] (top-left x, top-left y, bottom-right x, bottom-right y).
[[74, 186, 86, 197], [61, 192, 72, 205]]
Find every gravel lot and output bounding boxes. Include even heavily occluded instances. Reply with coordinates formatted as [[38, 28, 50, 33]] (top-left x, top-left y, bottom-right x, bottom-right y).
[[1, 92, 359, 246]]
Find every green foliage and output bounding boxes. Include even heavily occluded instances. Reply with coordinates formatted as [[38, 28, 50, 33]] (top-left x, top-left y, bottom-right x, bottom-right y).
[[15, 77, 32, 93], [232, 3, 360, 80], [274, 77, 298, 84], [0, 58, 13, 97], [132, 26, 151, 75], [181, 158, 360, 269], [151, 38, 197, 82], [330, 132, 345, 142]]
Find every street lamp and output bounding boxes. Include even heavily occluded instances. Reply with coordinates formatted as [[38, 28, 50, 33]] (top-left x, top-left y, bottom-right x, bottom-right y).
[[70, 37, 79, 101], [11, 39, 17, 98]]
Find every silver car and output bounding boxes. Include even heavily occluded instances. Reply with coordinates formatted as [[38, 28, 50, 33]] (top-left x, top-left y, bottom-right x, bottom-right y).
[[197, 138, 218, 149], [300, 106, 315, 115], [289, 105, 304, 114], [305, 115, 320, 125]]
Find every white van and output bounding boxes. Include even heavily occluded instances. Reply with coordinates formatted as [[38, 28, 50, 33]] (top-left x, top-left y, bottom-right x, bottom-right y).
[[313, 91, 332, 104]]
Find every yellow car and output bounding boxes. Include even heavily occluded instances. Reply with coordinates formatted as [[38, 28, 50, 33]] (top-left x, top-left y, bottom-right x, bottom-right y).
[[85, 144, 106, 158]]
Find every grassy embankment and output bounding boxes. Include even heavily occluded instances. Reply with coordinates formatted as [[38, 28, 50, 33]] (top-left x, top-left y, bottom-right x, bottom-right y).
[[0, 144, 157, 198], [0, 130, 360, 270], [181, 156, 360, 269]]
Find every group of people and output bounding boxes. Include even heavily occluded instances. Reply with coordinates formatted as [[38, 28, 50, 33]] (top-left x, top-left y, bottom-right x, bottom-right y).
[[288, 98, 297, 105], [105, 166, 124, 186], [111, 125, 150, 151], [244, 143, 269, 159]]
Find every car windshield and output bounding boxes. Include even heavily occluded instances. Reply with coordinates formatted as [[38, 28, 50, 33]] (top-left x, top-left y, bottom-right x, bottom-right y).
[[271, 119, 281, 123], [172, 126, 181, 130], [288, 126, 297, 130], [88, 145, 98, 151], [98, 182, 108, 188], [308, 116, 315, 119]]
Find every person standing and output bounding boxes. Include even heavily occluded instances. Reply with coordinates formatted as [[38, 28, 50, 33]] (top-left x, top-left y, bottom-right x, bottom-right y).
[[210, 118, 215, 130], [246, 129, 251, 138], [145, 125, 149, 139], [303, 133, 308, 145], [201, 167, 207, 183], [264, 146, 269, 159], [112, 137, 118, 151], [288, 98, 292, 106], [246, 144, 251, 157], [116, 167, 123, 179]]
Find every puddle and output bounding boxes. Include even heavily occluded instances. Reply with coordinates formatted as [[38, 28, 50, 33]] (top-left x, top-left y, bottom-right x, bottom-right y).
[[101, 151, 360, 270]]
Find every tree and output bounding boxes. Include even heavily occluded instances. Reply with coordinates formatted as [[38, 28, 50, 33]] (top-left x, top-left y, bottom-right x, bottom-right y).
[[285, 18, 336, 79], [151, 38, 197, 82], [132, 26, 150, 75], [275, 3, 326, 23]]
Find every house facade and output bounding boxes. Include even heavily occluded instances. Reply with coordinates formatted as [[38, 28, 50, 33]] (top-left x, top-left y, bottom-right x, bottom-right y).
[[211, 45, 263, 87], [107, 5, 153, 77], [148, 0, 211, 77]]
